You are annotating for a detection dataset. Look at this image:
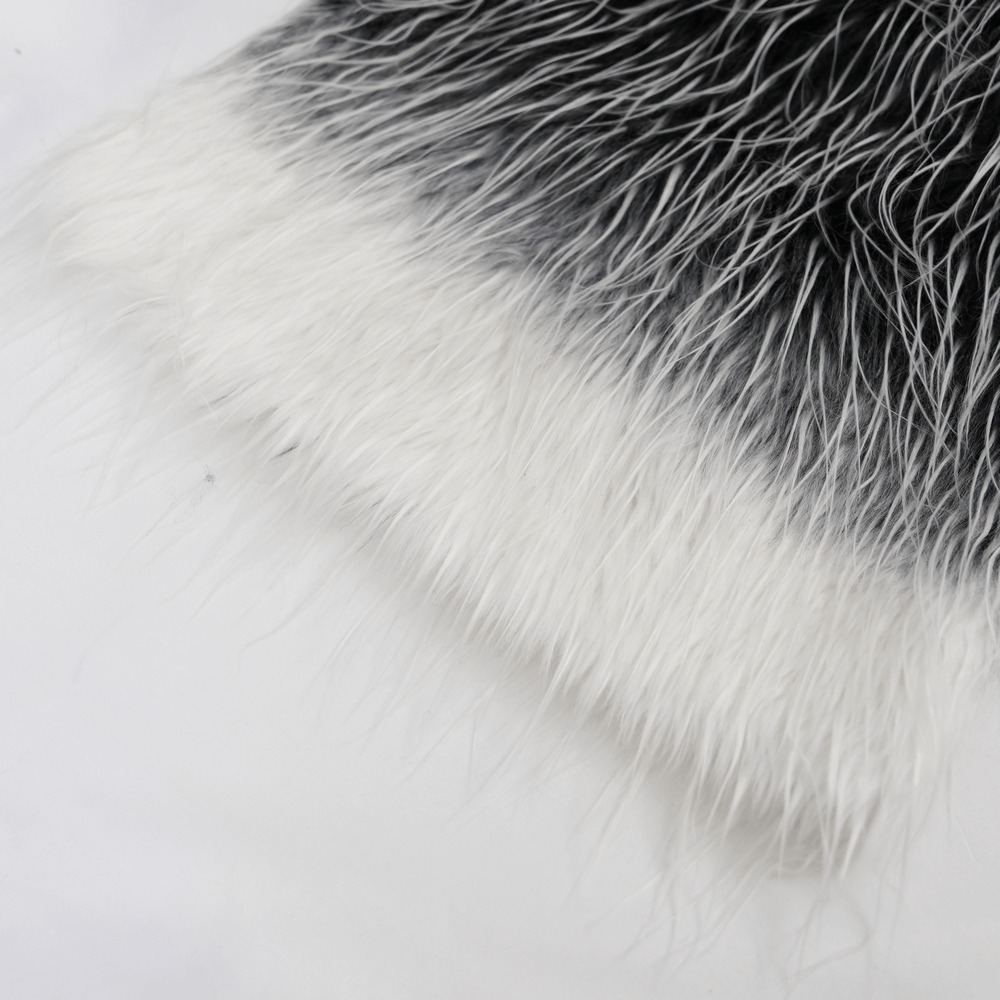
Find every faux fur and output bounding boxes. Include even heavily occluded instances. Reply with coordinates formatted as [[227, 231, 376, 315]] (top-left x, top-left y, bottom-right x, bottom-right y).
[[14, 0, 1000, 872]]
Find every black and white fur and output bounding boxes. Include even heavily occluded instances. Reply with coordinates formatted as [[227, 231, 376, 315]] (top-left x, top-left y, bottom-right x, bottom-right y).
[[16, 0, 1000, 873]]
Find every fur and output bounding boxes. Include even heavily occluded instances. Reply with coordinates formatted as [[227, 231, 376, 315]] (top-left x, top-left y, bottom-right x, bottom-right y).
[[12, 0, 1000, 873]]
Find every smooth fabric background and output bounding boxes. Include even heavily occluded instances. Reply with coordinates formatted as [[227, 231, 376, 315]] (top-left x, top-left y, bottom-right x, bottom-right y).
[[1, 3, 999, 997]]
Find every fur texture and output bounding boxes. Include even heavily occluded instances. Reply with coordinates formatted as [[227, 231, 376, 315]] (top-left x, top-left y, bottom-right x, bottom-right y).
[[16, 0, 1000, 872]]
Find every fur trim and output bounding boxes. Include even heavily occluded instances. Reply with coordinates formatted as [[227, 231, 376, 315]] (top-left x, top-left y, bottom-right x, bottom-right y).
[[13, 0, 1000, 872]]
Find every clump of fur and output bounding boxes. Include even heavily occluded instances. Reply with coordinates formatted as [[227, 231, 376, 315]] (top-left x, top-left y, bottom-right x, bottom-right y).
[[8, 0, 1000, 877]]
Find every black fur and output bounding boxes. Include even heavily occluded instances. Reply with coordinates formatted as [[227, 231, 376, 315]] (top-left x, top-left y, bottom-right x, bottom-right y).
[[236, 0, 1000, 586]]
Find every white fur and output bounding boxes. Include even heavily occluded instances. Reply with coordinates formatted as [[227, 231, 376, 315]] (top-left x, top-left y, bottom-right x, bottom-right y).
[[19, 72, 991, 871]]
